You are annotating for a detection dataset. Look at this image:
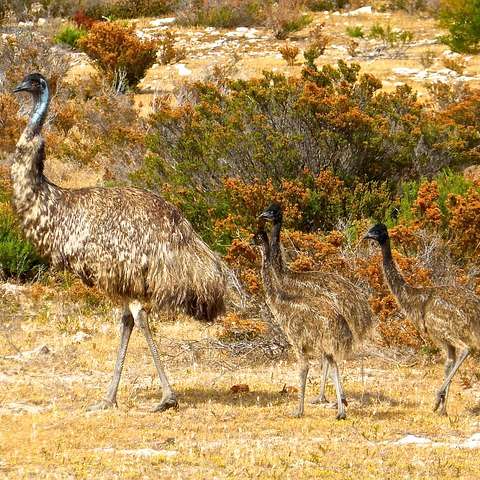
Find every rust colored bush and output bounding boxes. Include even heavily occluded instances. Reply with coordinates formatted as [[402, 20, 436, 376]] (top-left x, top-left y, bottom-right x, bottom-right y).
[[78, 22, 157, 88], [72, 9, 97, 30], [448, 187, 480, 259], [0, 94, 23, 156]]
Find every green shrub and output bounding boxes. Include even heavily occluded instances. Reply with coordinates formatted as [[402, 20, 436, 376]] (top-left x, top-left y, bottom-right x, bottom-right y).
[[346, 25, 364, 38], [369, 23, 414, 50], [439, 0, 480, 53], [306, 0, 348, 11], [85, 0, 173, 19], [177, 0, 264, 28], [275, 14, 312, 40], [0, 205, 47, 280], [133, 61, 476, 242], [54, 25, 87, 48]]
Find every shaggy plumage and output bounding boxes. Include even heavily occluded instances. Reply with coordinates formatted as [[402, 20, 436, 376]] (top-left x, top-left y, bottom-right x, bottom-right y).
[[255, 220, 353, 420], [259, 203, 374, 404], [365, 223, 480, 415], [12, 73, 226, 412]]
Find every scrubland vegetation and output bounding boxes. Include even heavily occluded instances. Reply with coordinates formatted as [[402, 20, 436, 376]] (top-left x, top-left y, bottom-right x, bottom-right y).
[[2, 1, 480, 477]]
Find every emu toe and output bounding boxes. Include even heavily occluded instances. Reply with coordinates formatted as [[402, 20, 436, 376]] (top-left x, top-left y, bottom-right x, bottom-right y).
[[336, 412, 347, 420], [87, 399, 117, 412], [153, 395, 179, 413], [310, 395, 329, 405], [433, 391, 446, 414]]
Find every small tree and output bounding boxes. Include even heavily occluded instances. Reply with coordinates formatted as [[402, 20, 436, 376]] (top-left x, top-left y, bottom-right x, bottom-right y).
[[439, 0, 480, 53]]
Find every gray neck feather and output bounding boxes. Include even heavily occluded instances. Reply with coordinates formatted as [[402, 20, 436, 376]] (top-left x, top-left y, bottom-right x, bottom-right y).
[[381, 239, 413, 308], [26, 86, 49, 139], [270, 221, 284, 273]]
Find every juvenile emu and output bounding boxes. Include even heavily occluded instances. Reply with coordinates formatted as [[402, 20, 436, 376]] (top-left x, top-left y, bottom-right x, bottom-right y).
[[254, 219, 352, 420], [365, 223, 480, 415], [259, 203, 374, 405], [12, 73, 226, 412]]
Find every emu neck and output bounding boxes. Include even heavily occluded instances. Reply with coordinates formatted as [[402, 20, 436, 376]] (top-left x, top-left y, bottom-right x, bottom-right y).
[[259, 234, 276, 297], [270, 220, 284, 273], [380, 239, 412, 311], [25, 87, 49, 140], [12, 87, 53, 215]]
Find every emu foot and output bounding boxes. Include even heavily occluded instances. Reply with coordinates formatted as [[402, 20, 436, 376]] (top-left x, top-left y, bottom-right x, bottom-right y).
[[433, 391, 447, 415], [291, 408, 305, 418], [336, 411, 347, 421], [87, 398, 117, 412], [153, 394, 179, 413], [310, 395, 329, 405], [312, 397, 348, 409]]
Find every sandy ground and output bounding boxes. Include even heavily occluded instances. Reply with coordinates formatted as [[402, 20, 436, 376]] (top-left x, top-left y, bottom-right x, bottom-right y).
[[1, 284, 480, 479]]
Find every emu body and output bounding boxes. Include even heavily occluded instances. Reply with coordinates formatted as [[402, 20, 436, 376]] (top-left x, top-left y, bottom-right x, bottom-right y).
[[365, 223, 480, 415], [12, 74, 226, 412], [259, 204, 374, 405], [255, 222, 352, 420]]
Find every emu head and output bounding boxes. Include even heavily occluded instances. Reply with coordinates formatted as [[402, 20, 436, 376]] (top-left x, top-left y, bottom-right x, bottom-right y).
[[13, 73, 48, 96], [364, 223, 389, 245], [259, 202, 282, 224]]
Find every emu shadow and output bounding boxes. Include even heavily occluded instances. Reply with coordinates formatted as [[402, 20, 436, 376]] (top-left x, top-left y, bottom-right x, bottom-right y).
[[141, 386, 293, 408]]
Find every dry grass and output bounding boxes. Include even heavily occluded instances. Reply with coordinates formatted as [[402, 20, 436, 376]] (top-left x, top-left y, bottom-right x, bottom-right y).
[[1, 288, 480, 479]]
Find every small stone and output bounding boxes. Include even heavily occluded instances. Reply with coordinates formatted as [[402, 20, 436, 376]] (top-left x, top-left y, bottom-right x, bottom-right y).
[[150, 17, 176, 27], [72, 331, 91, 343]]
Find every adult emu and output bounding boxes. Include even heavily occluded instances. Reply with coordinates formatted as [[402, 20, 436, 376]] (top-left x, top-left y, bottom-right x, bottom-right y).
[[365, 223, 480, 416], [259, 203, 374, 405], [254, 220, 352, 420], [12, 73, 226, 412]]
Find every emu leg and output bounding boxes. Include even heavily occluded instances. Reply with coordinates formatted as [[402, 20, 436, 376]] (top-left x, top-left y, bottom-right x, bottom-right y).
[[292, 356, 309, 418], [329, 357, 347, 420], [131, 303, 178, 412], [310, 357, 330, 405], [88, 309, 134, 411], [433, 347, 469, 416], [434, 344, 456, 416]]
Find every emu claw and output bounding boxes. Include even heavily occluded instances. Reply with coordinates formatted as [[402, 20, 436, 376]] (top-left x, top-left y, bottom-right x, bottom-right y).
[[336, 411, 347, 421], [87, 399, 117, 411], [153, 395, 179, 413], [433, 391, 446, 413], [310, 395, 329, 405]]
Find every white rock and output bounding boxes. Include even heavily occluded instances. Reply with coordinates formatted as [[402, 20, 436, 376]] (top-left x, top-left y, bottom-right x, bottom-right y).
[[392, 67, 420, 76], [343, 6, 373, 16], [37, 18, 47, 26], [0, 402, 47, 415], [413, 70, 429, 80], [395, 435, 432, 445], [175, 64, 192, 76], [72, 331, 91, 343], [236, 27, 249, 32], [94, 447, 177, 458], [18, 21, 34, 27], [0, 282, 26, 295], [461, 433, 480, 449], [150, 17, 176, 26], [437, 67, 459, 76], [7, 344, 50, 361]]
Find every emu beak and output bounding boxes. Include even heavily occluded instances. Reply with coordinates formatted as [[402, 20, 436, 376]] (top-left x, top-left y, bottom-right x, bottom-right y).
[[13, 81, 30, 93], [258, 211, 273, 221]]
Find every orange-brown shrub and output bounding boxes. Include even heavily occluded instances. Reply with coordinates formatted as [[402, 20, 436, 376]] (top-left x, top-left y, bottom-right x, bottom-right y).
[[448, 187, 480, 259], [0, 94, 23, 157], [413, 180, 442, 227], [78, 22, 157, 88]]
